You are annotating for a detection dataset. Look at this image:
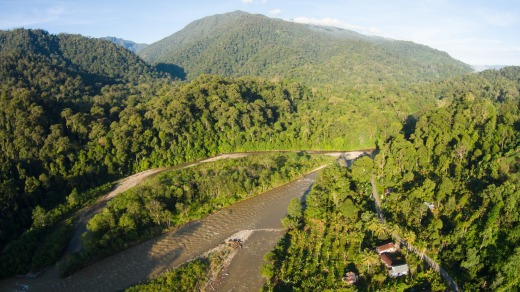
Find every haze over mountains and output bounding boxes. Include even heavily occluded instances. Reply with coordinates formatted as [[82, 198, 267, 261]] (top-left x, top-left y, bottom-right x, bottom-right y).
[[471, 64, 507, 72], [101, 37, 148, 54]]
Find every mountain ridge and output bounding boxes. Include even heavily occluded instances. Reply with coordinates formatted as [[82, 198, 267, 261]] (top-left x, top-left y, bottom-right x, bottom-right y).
[[102, 36, 148, 54], [0, 28, 160, 88], [139, 11, 472, 85]]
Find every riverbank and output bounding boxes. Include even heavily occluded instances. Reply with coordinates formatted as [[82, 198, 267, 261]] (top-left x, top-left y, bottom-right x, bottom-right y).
[[0, 150, 370, 291], [0, 169, 322, 291]]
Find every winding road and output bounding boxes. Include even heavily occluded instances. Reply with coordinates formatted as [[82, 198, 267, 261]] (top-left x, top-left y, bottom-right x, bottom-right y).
[[370, 175, 461, 292], [0, 150, 370, 292], [67, 153, 249, 254]]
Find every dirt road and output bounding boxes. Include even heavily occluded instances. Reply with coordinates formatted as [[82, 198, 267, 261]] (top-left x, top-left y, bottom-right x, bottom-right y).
[[370, 175, 461, 292], [0, 150, 371, 291], [1, 171, 320, 292]]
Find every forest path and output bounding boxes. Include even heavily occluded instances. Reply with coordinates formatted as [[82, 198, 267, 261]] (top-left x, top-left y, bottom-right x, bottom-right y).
[[370, 175, 461, 292]]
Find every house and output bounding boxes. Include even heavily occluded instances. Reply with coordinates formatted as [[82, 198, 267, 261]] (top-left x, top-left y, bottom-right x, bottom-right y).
[[389, 264, 409, 277], [380, 253, 393, 268], [342, 271, 358, 285], [376, 242, 396, 254], [374, 242, 409, 278]]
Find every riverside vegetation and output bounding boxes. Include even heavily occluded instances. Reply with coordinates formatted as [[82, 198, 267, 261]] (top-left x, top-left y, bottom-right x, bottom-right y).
[[262, 71, 520, 291], [125, 236, 238, 292], [0, 10, 519, 290], [263, 164, 446, 291], [60, 152, 331, 276]]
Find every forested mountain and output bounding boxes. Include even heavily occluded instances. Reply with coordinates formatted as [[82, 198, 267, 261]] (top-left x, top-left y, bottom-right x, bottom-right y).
[[0, 28, 162, 256], [102, 36, 148, 54], [139, 11, 472, 84], [0, 16, 518, 290], [264, 67, 520, 291], [0, 29, 159, 87], [0, 28, 351, 276]]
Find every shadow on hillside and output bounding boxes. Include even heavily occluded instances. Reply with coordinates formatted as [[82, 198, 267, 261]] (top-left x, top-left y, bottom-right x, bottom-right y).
[[156, 63, 187, 80]]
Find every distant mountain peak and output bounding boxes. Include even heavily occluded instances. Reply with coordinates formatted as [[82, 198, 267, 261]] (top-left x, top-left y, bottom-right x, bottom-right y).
[[138, 11, 472, 84], [471, 64, 507, 72], [102, 36, 148, 54]]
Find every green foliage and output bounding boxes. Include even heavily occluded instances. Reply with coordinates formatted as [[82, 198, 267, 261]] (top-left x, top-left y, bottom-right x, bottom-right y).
[[126, 241, 235, 292], [281, 198, 303, 229], [127, 258, 209, 292], [374, 84, 520, 289], [31, 221, 74, 272], [140, 11, 471, 85], [62, 153, 330, 275], [264, 66, 520, 290], [350, 156, 374, 183], [0, 183, 112, 277], [0, 28, 373, 274], [264, 164, 446, 291], [0, 28, 161, 258], [1, 24, 519, 287]]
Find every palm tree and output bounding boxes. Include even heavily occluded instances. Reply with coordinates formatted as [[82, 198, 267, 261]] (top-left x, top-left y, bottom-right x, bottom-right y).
[[367, 219, 387, 238], [359, 249, 380, 274]]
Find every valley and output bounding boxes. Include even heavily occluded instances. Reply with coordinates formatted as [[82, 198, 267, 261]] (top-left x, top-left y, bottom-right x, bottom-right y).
[[0, 159, 327, 291], [0, 8, 519, 291]]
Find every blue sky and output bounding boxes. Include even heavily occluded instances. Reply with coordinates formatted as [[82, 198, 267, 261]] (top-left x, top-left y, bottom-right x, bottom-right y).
[[1, 0, 519, 65]]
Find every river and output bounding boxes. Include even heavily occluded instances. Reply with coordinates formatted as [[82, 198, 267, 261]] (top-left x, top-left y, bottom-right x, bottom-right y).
[[1, 150, 371, 292], [1, 171, 320, 292]]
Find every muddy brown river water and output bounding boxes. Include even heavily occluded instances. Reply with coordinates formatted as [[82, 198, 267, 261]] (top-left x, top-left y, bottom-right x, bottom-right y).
[[1, 150, 372, 292], [1, 171, 319, 292]]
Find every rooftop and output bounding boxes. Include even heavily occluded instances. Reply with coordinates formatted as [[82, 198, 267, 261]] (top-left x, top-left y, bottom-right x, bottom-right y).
[[376, 242, 396, 254], [380, 253, 393, 267], [390, 264, 409, 277]]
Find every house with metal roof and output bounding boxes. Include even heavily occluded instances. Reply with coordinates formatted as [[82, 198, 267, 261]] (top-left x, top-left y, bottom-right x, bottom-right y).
[[380, 253, 393, 268], [376, 242, 397, 254], [389, 264, 409, 277]]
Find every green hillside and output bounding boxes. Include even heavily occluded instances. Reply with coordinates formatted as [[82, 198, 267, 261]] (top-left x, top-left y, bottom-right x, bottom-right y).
[[0, 20, 518, 290], [264, 67, 520, 291], [139, 11, 472, 84], [0, 28, 161, 261]]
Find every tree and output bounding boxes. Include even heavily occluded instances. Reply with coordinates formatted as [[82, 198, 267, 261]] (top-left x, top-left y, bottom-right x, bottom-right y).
[[146, 199, 165, 226], [32, 206, 48, 228], [282, 198, 303, 229], [350, 156, 374, 183], [287, 197, 303, 220], [359, 249, 380, 274]]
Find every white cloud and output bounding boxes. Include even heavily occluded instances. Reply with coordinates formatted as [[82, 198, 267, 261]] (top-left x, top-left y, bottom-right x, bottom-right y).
[[291, 17, 380, 34], [46, 7, 65, 16], [269, 9, 282, 16], [241, 0, 253, 3]]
